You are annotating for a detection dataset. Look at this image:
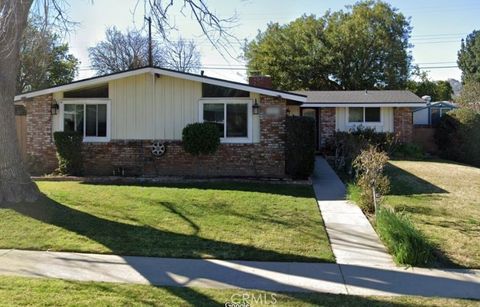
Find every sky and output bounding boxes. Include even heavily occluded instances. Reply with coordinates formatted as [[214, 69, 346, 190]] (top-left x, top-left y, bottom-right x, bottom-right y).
[[63, 0, 480, 83]]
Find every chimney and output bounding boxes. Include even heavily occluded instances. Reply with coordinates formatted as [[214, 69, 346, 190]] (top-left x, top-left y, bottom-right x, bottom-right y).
[[249, 75, 272, 89]]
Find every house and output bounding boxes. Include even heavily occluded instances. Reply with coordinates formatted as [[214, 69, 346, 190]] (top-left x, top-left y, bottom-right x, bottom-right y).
[[14, 67, 425, 178], [288, 90, 425, 149], [413, 101, 457, 126]]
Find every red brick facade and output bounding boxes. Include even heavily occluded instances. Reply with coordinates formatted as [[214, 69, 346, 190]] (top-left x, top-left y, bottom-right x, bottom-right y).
[[319, 107, 336, 146], [25, 94, 58, 174], [394, 107, 413, 143], [22, 94, 287, 178]]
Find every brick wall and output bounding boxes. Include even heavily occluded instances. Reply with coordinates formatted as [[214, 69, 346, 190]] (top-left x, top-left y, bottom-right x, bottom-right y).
[[394, 107, 413, 143], [22, 94, 287, 178], [24, 94, 58, 175], [319, 107, 336, 147]]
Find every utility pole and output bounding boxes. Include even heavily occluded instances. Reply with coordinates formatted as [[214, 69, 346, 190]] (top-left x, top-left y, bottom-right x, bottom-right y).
[[144, 16, 153, 67]]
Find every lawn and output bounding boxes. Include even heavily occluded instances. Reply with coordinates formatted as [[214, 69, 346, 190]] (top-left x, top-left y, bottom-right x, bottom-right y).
[[378, 160, 479, 268], [0, 276, 477, 307], [0, 181, 334, 262]]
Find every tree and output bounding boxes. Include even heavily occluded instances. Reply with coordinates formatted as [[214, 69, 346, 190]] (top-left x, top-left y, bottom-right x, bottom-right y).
[[0, 0, 233, 203], [89, 29, 201, 74], [163, 38, 201, 73], [324, 1, 412, 90], [406, 73, 453, 101], [89, 27, 164, 75], [17, 19, 79, 94], [244, 1, 413, 91], [457, 80, 480, 112], [458, 30, 480, 82], [244, 15, 335, 90]]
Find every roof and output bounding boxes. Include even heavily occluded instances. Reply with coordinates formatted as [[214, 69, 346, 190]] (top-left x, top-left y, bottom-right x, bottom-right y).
[[14, 66, 307, 103], [293, 90, 426, 107], [413, 101, 457, 112]]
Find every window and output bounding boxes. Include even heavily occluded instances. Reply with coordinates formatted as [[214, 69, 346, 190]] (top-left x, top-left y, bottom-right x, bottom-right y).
[[348, 107, 381, 123], [200, 99, 252, 143], [202, 83, 249, 97], [61, 101, 110, 142]]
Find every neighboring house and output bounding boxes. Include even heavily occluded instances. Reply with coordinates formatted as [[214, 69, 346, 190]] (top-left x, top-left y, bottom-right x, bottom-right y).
[[14, 67, 425, 177], [288, 90, 425, 149], [413, 101, 457, 126]]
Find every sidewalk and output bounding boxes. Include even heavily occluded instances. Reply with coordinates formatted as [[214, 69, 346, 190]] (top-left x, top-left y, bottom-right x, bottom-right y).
[[0, 249, 479, 299], [312, 157, 395, 267]]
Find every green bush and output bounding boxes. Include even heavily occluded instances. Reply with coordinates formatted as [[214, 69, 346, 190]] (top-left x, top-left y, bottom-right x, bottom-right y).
[[286, 116, 316, 179], [182, 123, 220, 156], [393, 143, 425, 160], [53, 131, 83, 176], [327, 127, 396, 178], [376, 208, 434, 266], [435, 109, 480, 167]]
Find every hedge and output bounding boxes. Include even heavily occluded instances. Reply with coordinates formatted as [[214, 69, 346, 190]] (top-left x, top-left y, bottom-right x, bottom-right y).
[[435, 109, 480, 167], [53, 131, 83, 176], [285, 116, 316, 179], [182, 122, 220, 156]]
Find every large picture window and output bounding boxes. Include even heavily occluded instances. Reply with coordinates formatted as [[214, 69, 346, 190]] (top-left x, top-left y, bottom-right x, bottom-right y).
[[200, 99, 252, 143], [348, 107, 381, 123], [61, 100, 110, 142]]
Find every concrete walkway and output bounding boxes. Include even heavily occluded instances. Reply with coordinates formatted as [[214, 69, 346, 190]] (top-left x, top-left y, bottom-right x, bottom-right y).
[[312, 157, 395, 267], [0, 249, 479, 299]]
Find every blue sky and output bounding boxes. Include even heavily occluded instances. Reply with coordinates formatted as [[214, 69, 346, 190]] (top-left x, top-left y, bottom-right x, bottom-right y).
[[65, 0, 480, 82]]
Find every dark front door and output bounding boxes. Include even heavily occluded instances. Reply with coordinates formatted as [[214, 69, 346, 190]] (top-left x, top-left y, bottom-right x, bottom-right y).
[[300, 108, 320, 150]]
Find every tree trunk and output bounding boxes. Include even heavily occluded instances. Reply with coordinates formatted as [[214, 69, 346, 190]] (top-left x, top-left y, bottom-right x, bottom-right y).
[[0, 0, 39, 203]]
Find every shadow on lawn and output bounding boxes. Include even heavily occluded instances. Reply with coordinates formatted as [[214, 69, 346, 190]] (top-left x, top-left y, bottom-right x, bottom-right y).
[[385, 163, 447, 196], [77, 180, 315, 198], [2, 196, 480, 304]]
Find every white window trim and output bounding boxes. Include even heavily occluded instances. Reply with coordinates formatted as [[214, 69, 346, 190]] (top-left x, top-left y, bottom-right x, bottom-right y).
[[198, 98, 253, 144], [346, 107, 383, 125], [59, 99, 111, 143]]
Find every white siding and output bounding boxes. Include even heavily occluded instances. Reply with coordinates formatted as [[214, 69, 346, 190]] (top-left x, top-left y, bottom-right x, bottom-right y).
[[336, 107, 394, 132], [109, 73, 202, 140]]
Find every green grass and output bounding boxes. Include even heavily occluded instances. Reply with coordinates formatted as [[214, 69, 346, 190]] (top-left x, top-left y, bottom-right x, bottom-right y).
[[375, 208, 434, 266], [0, 181, 334, 262], [0, 276, 477, 307], [347, 160, 480, 268]]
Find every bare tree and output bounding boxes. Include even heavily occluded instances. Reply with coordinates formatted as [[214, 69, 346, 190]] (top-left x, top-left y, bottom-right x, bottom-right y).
[[164, 38, 201, 72], [0, 0, 234, 203], [89, 27, 165, 75]]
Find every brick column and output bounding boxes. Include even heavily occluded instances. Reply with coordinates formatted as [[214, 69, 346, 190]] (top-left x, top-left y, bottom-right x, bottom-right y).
[[394, 107, 413, 143], [24, 94, 58, 174], [319, 107, 336, 147]]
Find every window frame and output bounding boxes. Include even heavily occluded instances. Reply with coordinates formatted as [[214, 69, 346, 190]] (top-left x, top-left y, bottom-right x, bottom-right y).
[[347, 107, 382, 124], [199, 98, 253, 144], [59, 99, 111, 143]]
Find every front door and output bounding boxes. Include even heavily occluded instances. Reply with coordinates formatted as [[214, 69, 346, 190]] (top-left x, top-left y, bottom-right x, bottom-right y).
[[300, 108, 320, 151]]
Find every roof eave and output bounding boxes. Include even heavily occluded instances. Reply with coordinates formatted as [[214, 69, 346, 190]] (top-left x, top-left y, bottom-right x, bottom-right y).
[[301, 103, 426, 107], [14, 67, 307, 103]]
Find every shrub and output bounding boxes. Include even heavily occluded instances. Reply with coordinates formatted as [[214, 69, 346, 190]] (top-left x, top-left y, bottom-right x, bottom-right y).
[[327, 127, 396, 178], [393, 143, 425, 160], [352, 146, 390, 214], [182, 123, 220, 156], [285, 116, 316, 179], [53, 131, 83, 176], [376, 208, 434, 266], [435, 109, 480, 167]]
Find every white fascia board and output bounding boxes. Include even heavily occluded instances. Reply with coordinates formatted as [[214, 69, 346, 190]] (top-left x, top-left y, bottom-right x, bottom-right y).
[[301, 103, 426, 108], [14, 68, 153, 101], [14, 67, 306, 103], [151, 68, 306, 102]]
